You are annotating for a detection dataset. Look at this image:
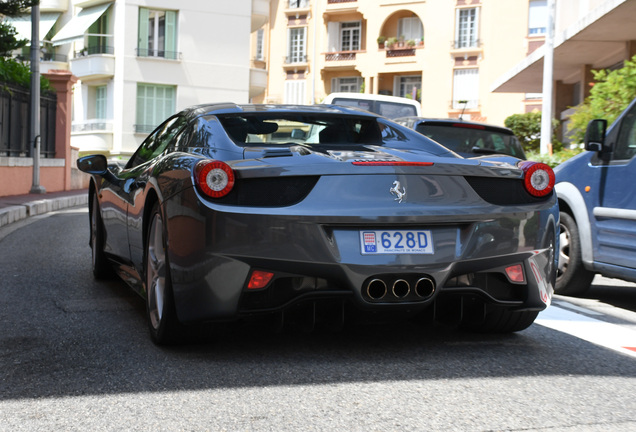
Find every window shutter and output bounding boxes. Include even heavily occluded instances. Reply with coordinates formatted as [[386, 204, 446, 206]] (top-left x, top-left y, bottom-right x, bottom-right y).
[[165, 10, 177, 59], [331, 78, 337, 93], [138, 8, 149, 55], [327, 22, 339, 52]]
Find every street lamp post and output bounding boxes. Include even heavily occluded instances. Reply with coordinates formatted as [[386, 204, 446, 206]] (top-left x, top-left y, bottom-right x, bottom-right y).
[[540, 0, 556, 155], [30, 3, 46, 194]]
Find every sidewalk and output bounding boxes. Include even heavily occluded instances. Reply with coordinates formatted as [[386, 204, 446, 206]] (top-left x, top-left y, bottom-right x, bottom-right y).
[[0, 189, 88, 229]]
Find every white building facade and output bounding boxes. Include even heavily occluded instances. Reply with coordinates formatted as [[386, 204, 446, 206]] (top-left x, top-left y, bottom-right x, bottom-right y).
[[35, 0, 265, 158]]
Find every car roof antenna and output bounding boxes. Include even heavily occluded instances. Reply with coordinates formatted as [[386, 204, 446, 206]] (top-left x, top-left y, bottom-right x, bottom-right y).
[[458, 100, 468, 121]]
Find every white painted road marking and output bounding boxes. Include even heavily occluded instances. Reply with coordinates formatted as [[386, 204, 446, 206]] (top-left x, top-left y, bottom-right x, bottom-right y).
[[537, 304, 636, 358]]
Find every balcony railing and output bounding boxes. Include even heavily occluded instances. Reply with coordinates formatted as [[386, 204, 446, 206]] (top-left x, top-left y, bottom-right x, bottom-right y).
[[75, 46, 114, 58], [325, 51, 357, 61], [451, 99, 479, 110], [284, 54, 308, 64], [71, 120, 113, 133], [136, 49, 182, 61], [385, 47, 415, 58], [41, 53, 68, 62], [328, 0, 356, 3], [451, 39, 482, 50], [134, 124, 157, 134]]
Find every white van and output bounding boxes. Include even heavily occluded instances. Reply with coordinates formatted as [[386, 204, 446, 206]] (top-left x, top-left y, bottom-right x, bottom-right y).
[[322, 92, 422, 119]]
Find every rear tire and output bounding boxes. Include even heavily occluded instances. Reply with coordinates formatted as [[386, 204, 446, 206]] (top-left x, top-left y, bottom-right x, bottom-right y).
[[90, 196, 113, 279], [145, 202, 181, 345], [555, 212, 595, 296]]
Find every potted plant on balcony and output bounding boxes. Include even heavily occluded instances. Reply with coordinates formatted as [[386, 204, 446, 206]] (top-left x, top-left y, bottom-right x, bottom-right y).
[[377, 36, 386, 49], [398, 35, 405, 48], [407, 39, 416, 48], [385, 37, 397, 50]]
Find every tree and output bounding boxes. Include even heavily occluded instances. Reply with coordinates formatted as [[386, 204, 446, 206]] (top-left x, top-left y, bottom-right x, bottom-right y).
[[0, 0, 39, 15], [567, 55, 636, 143], [0, 0, 40, 56], [504, 111, 559, 153]]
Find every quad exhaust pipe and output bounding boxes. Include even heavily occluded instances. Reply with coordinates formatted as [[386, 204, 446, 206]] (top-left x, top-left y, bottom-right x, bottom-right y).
[[365, 276, 436, 301]]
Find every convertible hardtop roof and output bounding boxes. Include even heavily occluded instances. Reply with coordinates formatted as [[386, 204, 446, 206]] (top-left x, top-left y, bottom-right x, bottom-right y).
[[184, 103, 380, 119]]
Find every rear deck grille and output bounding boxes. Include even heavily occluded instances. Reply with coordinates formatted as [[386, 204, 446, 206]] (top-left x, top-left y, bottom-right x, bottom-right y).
[[212, 176, 319, 207], [464, 176, 552, 205]]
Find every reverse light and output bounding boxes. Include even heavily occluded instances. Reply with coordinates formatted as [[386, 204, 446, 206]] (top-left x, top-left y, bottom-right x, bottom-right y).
[[247, 270, 274, 290], [519, 161, 555, 197], [195, 160, 235, 198], [505, 264, 525, 283]]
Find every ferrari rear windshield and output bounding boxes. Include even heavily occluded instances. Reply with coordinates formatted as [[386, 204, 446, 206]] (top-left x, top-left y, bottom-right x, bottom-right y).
[[215, 113, 408, 147]]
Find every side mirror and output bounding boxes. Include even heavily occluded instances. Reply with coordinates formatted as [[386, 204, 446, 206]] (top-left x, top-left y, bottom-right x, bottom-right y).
[[77, 154, 108, 175], [584, 119, 607, 152]]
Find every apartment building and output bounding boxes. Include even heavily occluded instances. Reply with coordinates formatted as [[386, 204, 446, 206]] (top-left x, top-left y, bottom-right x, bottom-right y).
[[492, 0, 636, 141], [252, 0, 549, 127], [17, 0, 269, 158]]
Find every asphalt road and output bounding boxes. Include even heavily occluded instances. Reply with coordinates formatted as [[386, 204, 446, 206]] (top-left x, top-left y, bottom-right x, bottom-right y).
[[2, 207, 636, 431]]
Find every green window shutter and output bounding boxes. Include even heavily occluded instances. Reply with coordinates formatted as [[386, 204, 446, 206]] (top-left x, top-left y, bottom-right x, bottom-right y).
[[165, 11, 177, 59], [138, 7, 149, 56], [96, 86, 107, 119]]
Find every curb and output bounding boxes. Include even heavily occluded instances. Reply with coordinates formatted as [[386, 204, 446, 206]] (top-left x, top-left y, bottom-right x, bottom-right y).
[[0, 193, 88, 229]]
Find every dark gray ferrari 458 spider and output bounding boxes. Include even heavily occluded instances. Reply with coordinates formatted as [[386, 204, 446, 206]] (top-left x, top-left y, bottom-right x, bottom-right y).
[[78, 103, 558, 344]]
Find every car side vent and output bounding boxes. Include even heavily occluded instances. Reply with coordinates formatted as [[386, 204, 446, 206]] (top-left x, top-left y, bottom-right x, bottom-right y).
[[210, 176, 319, 207], [464, 176, 552, 205]]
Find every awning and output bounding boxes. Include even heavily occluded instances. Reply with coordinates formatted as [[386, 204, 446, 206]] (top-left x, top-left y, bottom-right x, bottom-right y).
[[51, 2, 112, 46], [491, 0, 636, 93], [3, 13, 61, 44]]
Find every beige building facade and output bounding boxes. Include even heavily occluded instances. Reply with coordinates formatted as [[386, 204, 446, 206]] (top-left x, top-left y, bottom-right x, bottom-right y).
[[252, 0, 549, 127]]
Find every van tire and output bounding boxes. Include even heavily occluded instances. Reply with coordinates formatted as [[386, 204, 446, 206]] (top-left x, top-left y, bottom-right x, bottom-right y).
[[556, 212, 595, 296]]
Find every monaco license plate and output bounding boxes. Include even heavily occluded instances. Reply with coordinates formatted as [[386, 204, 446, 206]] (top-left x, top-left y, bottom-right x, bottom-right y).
[[360, 230, 434, 255]]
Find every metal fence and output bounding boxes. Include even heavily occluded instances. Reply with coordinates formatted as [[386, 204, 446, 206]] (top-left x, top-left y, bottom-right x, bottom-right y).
[[0, 83, 57, 158]]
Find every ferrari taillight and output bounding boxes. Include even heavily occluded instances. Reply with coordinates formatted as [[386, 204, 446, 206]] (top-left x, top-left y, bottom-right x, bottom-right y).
[[195, 160, 235, 198], [519, 161, 555, 197]]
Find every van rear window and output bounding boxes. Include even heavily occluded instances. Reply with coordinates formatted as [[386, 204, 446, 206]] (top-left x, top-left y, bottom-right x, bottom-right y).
[[331, 98, 417, 119]]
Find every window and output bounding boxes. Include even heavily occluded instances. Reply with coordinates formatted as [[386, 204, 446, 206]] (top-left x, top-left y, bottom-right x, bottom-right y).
[[340, 22, 361, 51], [87, 10, 110, 55], [398, 17, 423, 42], [614, 103, 636, 161], [528, 0, 547, 35], [287, 27, 307, 63], [256, 28, 264, 61], [395, 76, 421, 102], [455, 7, 479, 49], [95, 86, 107, 120], [288, 0, 309, 8], [327, 21, 361, 52], [138, 8, 178, 59], [136, 84, 176, 133], [284, 80, 306, 104], [332, 77, 362, 93], [453, 69, 479, 109]]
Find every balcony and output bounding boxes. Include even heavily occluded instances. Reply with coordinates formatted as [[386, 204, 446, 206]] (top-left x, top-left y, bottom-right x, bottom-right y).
[[323, 51, 363, 70], [450, 39, 483, 57], [252, 0, 271, 32], [285, 0, 311, 17], [325, 0, 358, 16], [249, 67, 267, 99], [70, 47, 115, 80], [283, 55, 308, 71], [40, 0, 69, 12], [71, 121, 113, 154]]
